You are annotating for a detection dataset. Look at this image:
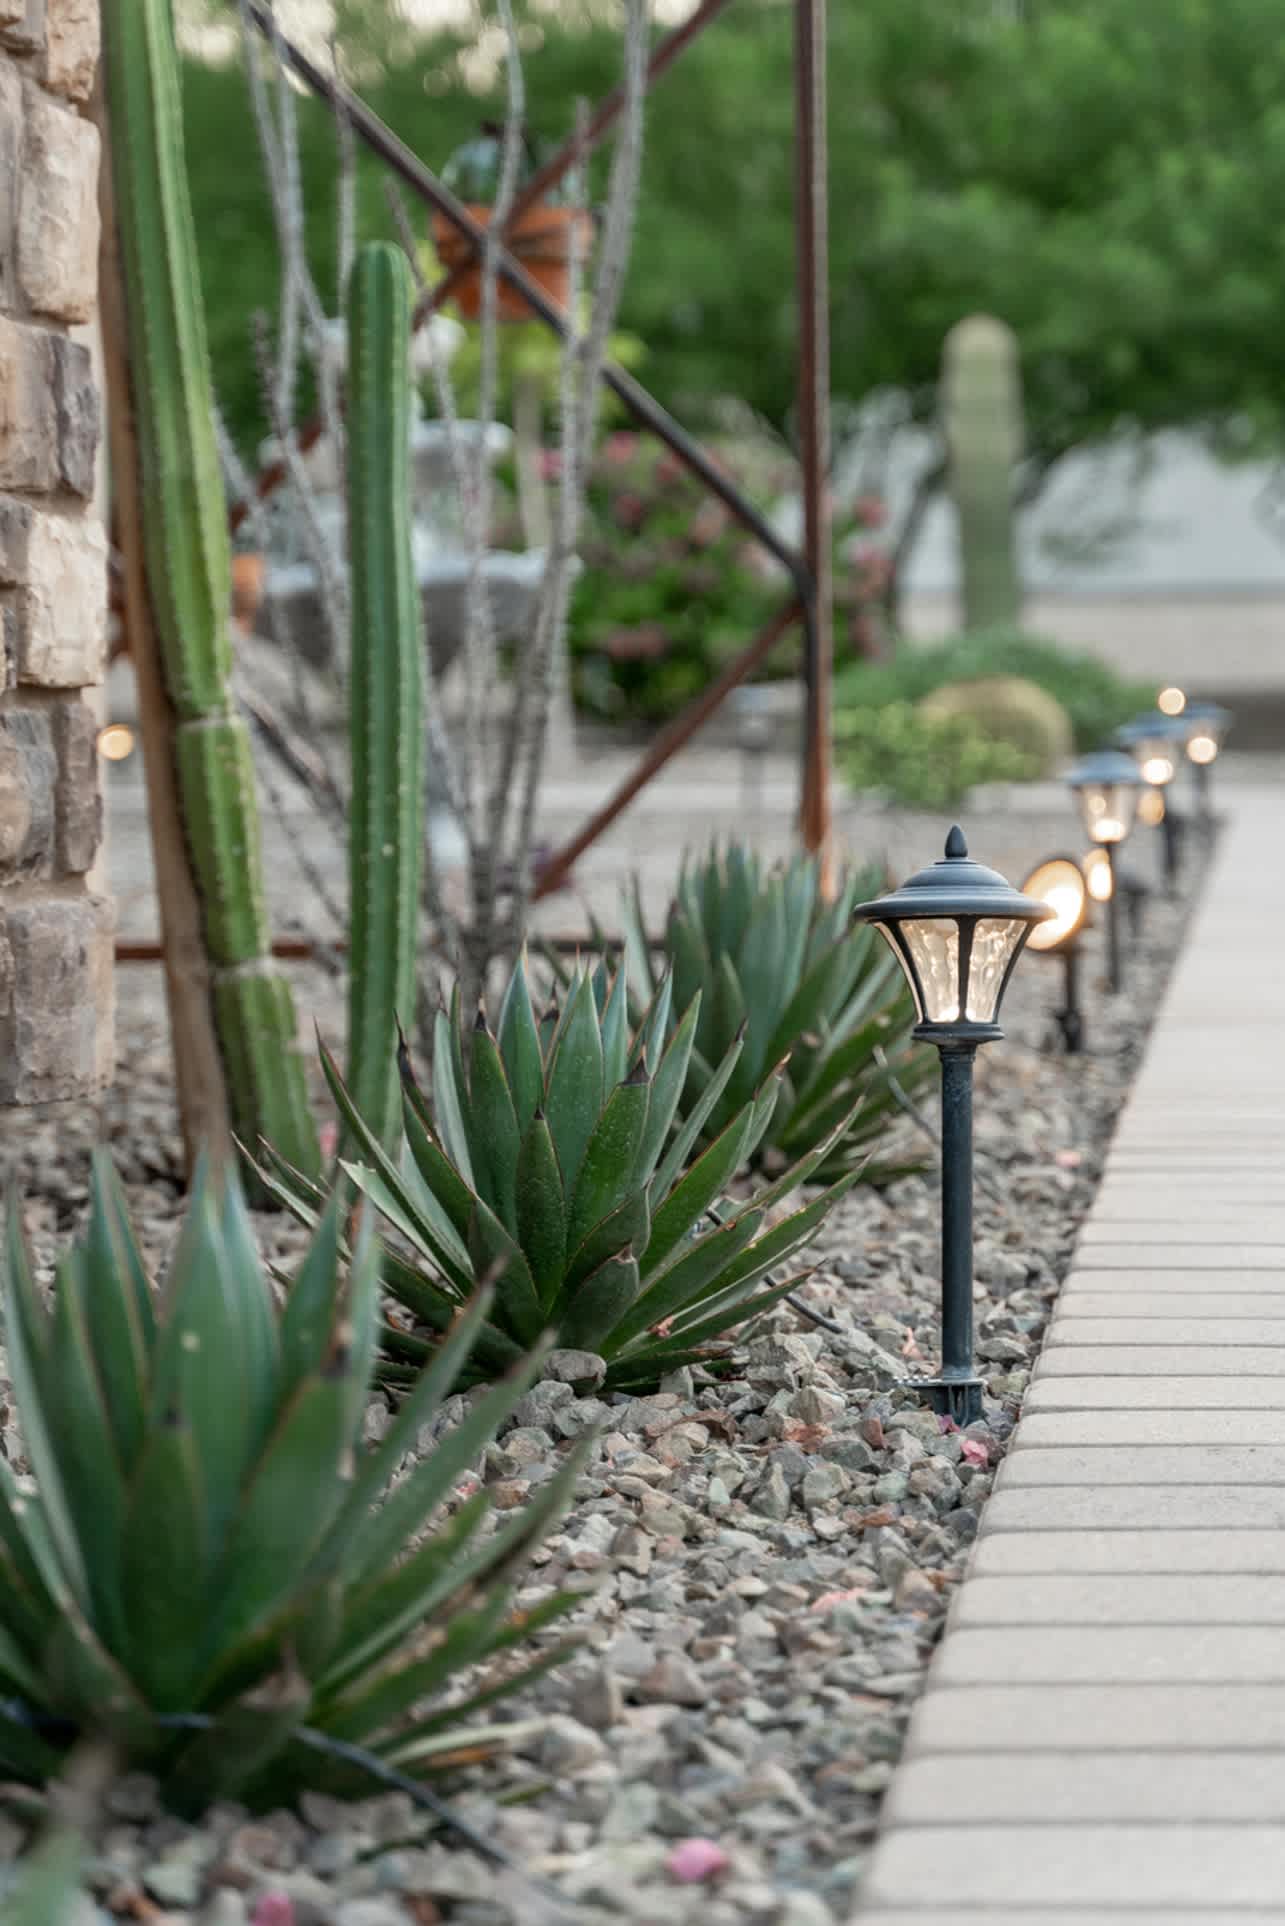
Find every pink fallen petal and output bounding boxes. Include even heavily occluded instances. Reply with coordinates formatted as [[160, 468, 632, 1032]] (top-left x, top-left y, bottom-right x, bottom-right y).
[[960, 1438, 989, 1468], [810, 1586, 869, 1612], [252, 1897, 296, 1926], [1055, 1148, 1082, 1169], [318, 1121, 339, 1160], [667, 1838, 731, 1884], [936, 1414, 959, 1434]]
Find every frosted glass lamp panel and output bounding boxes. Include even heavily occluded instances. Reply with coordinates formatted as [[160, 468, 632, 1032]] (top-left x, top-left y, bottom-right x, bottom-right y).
[[901, 918, 961, 1024], [966, 917, 1025, 1023]]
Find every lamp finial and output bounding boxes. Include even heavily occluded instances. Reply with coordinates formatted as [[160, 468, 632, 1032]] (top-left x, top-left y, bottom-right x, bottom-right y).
[[945, 825, 968, 860]]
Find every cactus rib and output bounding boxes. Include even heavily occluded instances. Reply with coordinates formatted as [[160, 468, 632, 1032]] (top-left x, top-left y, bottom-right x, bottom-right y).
[[345, 243, 425, 1151], [942, 314, 1024, 633]]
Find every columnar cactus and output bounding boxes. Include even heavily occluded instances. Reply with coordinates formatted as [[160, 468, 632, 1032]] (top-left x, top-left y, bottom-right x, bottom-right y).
[[942, 314, 1024, 633], [102, 0, 318, 1177], [345, 243, 425, 1150]]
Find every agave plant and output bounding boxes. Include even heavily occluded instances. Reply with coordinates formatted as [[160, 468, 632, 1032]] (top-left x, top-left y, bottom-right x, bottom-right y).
[[256, 963, 860, 1394], [0, 1155, 582, 1811], [596, 845, 930, 1179]]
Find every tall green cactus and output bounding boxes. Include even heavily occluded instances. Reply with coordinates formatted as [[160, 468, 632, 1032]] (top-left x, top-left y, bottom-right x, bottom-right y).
[[102, 0, 319, 1179], [345, 244, 425, 1150], [942, 314, 1024, 632]]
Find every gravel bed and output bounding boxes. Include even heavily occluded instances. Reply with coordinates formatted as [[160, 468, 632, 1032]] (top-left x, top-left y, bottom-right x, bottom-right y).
[[0, 840, 1201, 1926]]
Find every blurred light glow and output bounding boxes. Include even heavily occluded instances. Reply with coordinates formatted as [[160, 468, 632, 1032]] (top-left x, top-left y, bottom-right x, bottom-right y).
[[1022, 857, 1088, 953], [1140, 753, 1175, 786], [1158, 686, 1186, 717], [1137, 786, 1166, 827], [1188, 733, 1218, 766], [98, 723, 135, 762], [1082, 848, 1113, 903]]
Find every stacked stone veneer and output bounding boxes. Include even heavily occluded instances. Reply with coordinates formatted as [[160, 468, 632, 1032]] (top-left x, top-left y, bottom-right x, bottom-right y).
[[0, 0, 111, 1103]]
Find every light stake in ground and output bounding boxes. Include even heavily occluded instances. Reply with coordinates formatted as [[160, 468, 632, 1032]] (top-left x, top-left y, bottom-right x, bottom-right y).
[[853, 828, 1052, 1424], [1117, 713, 1188, 896], [1182, 700, 1232, 831], [1066, 750, 1142, 994], [1020, 855, 1089, 1053]]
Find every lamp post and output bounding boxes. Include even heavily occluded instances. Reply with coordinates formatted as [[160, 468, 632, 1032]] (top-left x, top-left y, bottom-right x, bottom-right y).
[[1183, 700, 1232, 829], [1021, 856, 1089, 1053], [1117, 714, 1187, 894], [1066, 750, 1142, 994], [853, 827, 1052, 1424]]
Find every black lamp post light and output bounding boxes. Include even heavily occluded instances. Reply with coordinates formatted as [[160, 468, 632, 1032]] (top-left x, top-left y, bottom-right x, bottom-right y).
[[1065, 750, 1142, 994], [854, 828, 1053, 1424], [1183, 700, 1232, 827], [1020, 856, 1090, 1053], [1117, 713, 1188, 895]]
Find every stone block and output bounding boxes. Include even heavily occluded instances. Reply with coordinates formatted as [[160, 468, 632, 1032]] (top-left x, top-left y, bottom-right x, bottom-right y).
[[43, 0, 97, 101], [863, 1823, 1285, 1910], [0, 702, 55, 878], [0, 500, 106, 687], [0, 890, 112, 1102], [882, 1750, 1285, 1825], [982, 1484, 1285, 1531], [0, 62, 19, 312], [1054, 1290, 1283, 1318], [17, 84, 99, 323], [0, 315, 58, 492], [51, 332, 98, 497], [1016, 1407, 1285, 1446], [997, 1444, 1285, 1486], [1023, 1373, 1285, 1410], [1037, 1345, 1285, 1375], [51, 693, 99, 871], [951, 1573, 1285, 1627], [0, 0, 45, 55], [971, 1529, 1285, 1575], [907, 1683, 1285, 1754], [934, 1623, 1285, 1686]]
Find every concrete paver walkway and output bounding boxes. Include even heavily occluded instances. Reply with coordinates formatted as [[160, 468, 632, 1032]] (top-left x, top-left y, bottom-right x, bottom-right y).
[[854, 786, 1285, 1922]]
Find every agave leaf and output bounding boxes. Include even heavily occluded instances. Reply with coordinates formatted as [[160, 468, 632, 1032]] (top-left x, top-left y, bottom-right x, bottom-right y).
[[211, 1367, 354, 1656], [734, 883, 793, 1078], [323, 1041, 470, 1271], [0, 1711, 66, 1786], [319, 1589, 516, 1745], [642, 1108, 755, 1278], [629, 968, 674, 1077], [556, 1250, 640, 1353], [80, 1153, 151, 1468], [682, 1171, 862, 1316], [544, 972, 605, 1195], [166, 1666, 310, 1815], [566, 1066, 650, 1258], [496, 961, 545, 1132], [599, 964, 631, 1091], [42, 1251, 126, 1644], [399, 1089, 474, 1240], [116, 1411, 210, 1709], [42, 1601, 154, 1746], [148, 1179, 253, 1552], [634, 995, 699, 1184], [744, 1103, 865, 1214], [711, 952, 753, 1109], [321, 1288, 499, 1560], [668, 905, 713, 1054], [0, 1527, 55, 1661], [630, 1274, 803, 1357], [466, 1193, 545, 1346], [0, 1614, 51, 1704], [384, 1602, 581, 1760], [338, 1338, 553, 1591], [720, 841, 758, 960], [515, 1114, 566, 1311], [605, 1209, 763, 1354], [463, 1021, 522, 1232], [321, 1492, 491, 1692], [761, 927, 862, 1077], [245, 1139, 327, 1225], [620, 873, 656, 1009], [432, 999, 475, 1185], [1, 1202, 89, 1610], [563, 1189, 650, 1294], [2, 1827, 83, 1922], [0, 1459, 66, 1622], [649, 1026, 745, 1205], [739, 1060, 789, 1166], [338, 1215, 383, 1447], [277, 1193, 346, 1405]]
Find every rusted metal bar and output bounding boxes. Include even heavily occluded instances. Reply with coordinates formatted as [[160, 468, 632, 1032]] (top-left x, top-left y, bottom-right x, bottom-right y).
[[414, 0, 735, 327], [793, 0, 832, 873], [239, 1, 807, 593], [532, 597, 802, 900], [115, 934, 640, 963]]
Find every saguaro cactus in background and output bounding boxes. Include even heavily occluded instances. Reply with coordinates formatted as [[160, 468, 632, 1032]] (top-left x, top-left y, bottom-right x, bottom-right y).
[[345, 243, 425, 1151], [101, 0, 319, 1178], [942, 314, 1024, 633]]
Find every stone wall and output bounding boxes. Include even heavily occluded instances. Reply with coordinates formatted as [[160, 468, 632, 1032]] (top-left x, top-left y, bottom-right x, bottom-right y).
[[0, 0, 111, 1103]]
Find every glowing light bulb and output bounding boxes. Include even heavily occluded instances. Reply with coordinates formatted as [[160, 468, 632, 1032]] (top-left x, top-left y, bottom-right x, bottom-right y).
[[1158, 686, 1186, 717], [1083, 848, 1113, 902], [98, 724, 135, 762], [1140, 753, 1175, 786], [1188, 732, 1218, 766]]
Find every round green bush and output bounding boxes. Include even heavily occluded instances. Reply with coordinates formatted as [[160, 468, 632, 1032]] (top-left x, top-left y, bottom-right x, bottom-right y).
[[916, 673, 1074, 773], [836, 701, 1039, 810]]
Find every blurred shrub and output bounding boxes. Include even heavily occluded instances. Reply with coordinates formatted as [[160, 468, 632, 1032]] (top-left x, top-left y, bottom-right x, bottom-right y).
[[917, 674, 1073, 772], [837, 701, 1039, 809], [835, 630, 1154, 753]]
